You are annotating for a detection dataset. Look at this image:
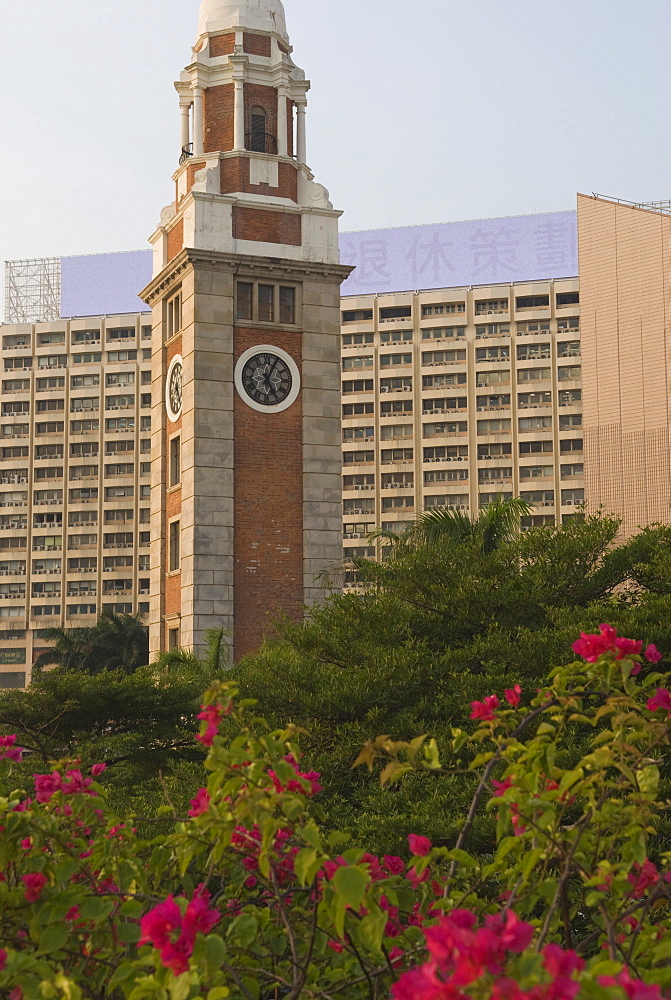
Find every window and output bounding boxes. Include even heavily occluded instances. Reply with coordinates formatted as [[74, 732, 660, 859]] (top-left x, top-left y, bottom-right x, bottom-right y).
[[4, 358, 32, 371], [560, 439, 583, 453], [73, 352, 102, 365], [381, 400, 413, 415], [475, 323, 511, 338], [105, 486, 134, 499], [476, 346, 510, 361], [380, 424, 412, 439], [421, 326, 466, 341], [106, 395, 135, 409], [106, 440, 135, 454], [559, 414, 582, 429], [106, 372, 135, 387], [477, 419, 511, 434], [249, 105, 267, 152], [38, 332, 64, 345], [170, 436, 181, 487], [422, 350, 467, 366], [141, 370, 151, 384], [140, 416, 151, 430], [105, 464, 135, 476], [72, 330, 100, 344], [557, 291, 579, 307], [380, 330, 412, 345], [31, 605, 61, 617], [558, 365, 581, 381], [2, 380, 30, 392], [422, 303, 465, 316], [557, 341, 581, 358], [343, 474, 375, 489], [342, 309, 373, 323], [343, 427, 374, 441], [69, 465, 98, 480], [343, 450, 374, 465], [38, 355, 67, 369], [424, 421, 467, 437], [2, 424, 29, 437], [382, 496, 414, 510], [380, 448, 413, 463], [519, 441, 553, 455], [380, 377, 412, 392], [342, 333, 374, 347], [342, 403, 374, 417], [516, 343, 550, 360], [425, 469, 468, 483], [279, 287, 295, 325], [106, 417, 135, 431], [516, 295, 549, 309], [104, 556, 133, 569], [342, 356, 373, 371], [71, 374, 100, 388], [104, 509, 134, 522], [34, 444, 63, 458], [520, 466, 553, 479], [558, 317, 580, 332], [70, 397, 99, 412], [35, 422, 64, 435], [258, 285, 274, 322], [70, 442, 98, 457], [165, 288, 182, 339], [343, 522, 374, 537], [422, 373, 467, 388], [141, 393, 151, 408], [424, 445, 468, 461], [70, 420, 99, 433], [342, 380, 374, 394], [517, 368, 551, 382], [169, 520, 180, 571], [561, 463, 584, 479], [518, 391, 551, 408], [68, 511, 96, 526], [68, 534, 97, 549], [475, 298, 508, 314], [478, 467, 512, 481], [107, 328, 135, 342], [142, 325, 152, 340], [69, 488, 98, 502], [475, 370, 509, 386], [425, 494, 469, 509], [521, 490, 555, 504], [108, 350, 137, 362], [379, 306, 411, 321], [67, 604, 97, 617], [380, 353, 412, 367], [561, 488, 584, 505], [521, 515, 555, 530], [344, 498, 375, 515], [103, 533, 133, 548], [558, 389, 581, 405], [477, 394, 510, 410], [519, 416, 552, 431], [2, 402, 30, 415], [168, 628, 180, 651], [237, 282, 253, 321]]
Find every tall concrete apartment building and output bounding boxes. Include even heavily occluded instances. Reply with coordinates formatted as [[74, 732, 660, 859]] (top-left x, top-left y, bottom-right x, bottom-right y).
[[3, 183, 671, 680]]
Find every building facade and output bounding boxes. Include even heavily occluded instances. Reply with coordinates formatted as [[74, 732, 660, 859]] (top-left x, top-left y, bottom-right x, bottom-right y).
[[0, 314, 152, 686], [141, 0, 351, 660]]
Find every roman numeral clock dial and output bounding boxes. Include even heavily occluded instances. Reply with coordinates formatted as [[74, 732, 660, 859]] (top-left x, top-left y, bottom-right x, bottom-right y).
[[234, 345, 300, 414]]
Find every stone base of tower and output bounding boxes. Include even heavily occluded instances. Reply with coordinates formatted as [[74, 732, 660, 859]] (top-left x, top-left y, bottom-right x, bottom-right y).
[[143, 248, 351, 663]]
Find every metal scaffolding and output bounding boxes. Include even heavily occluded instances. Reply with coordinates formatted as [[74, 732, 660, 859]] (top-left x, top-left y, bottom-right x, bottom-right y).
[[4, 257, 61, 324]]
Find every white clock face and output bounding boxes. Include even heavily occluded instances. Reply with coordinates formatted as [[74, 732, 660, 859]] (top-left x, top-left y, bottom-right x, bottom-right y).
[[234, 345, 300, 414], [166, 355, 183, 422]]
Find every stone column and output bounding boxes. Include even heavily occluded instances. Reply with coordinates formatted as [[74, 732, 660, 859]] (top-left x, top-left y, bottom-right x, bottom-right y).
[[296, 100, 307, 164], [180, 103, 191, 153], [233, 79, 245, 151], [193, 87, 204, 155], [277, 87, 288, 156]]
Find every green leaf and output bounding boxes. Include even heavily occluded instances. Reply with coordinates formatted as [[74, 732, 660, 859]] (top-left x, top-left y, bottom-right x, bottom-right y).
[[637, 763, 660, 797], [107, 964, 138, 993], [379, 760, 412, 786], [117, 922, 142, 944], [227, 912, 258, 948], [205, 934, 228, 974], [207, 991, 231, 1000], [332, 865, 370, 911], [652, 940, 671, 962], [38, 923, 69, 955], [300, 821, 322, 850], [448, 849, 478, 868], [77, 896, 116, 923], [168, 973, 191, 1000], [294, 847, 319, 886], [357, 908, 388, 955]]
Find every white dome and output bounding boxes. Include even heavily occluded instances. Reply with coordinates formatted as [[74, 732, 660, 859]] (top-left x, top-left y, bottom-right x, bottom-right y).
[[197, 0, 289, 42]]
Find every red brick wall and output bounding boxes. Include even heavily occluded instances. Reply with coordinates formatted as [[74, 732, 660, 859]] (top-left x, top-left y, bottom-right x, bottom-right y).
[[167, 219, 184, 262], [204, 84, 234, 153], [220, 157, 298, 202], [232, 206, 301, 246], [243, 32, 271, 56], [209, 32, 235, 56], [187, 161, 206, 194], [233, 327, 303, 659], [163, 338, 183, 630]]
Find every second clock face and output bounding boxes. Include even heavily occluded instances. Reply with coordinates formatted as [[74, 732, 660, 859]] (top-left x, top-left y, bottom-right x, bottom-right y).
[[240, 351, 293, 407]]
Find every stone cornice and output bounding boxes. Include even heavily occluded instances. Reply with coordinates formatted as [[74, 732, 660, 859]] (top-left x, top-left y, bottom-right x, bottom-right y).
[[141, 248, 353, 304]]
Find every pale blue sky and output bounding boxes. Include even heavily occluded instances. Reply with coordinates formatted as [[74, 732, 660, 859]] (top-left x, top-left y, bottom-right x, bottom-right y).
[[1, 0, 670, 308]]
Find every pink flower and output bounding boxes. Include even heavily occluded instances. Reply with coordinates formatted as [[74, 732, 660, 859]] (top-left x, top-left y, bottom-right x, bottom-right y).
[[572, 624, 642, 662], [60, 769, 95, 796], [504, 685, 522, 708], [327, 940, 344, 954], [90, 763, 107, 777], [543, 942, 584, 977], [22, 872, 47, 902], [139, 890, 219, 977], [383, 855, 406, 875], [647, 688, 671, 713], [195, 701, 230, 747], [182, 888, 220, 939], [599, 970, 663, 1000], [492, 777, 514, 798], [470, 695, 500, 721], [628, 859, 659, 897], [139, 895, 182, 951], [645, 644, 663, 663], [408, 834, 432, 857], [0, 948, 6, 971], [0, 734, 23, 763], [188, 788, 210, 817]]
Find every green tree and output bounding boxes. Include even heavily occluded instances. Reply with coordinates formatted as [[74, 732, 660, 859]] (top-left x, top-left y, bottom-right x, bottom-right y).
[[232, 515, 671, 852], [152, 625, 230, 672], [33, 610, 149, 676], [375, 494, 533, 552]]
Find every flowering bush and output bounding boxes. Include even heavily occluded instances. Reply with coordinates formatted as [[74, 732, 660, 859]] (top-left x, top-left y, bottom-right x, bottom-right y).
[[1, 627, 671, 998]]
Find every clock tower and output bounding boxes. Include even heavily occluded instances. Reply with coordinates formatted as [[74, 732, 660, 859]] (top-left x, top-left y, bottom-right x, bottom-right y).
[[141, 0, 352, 660]]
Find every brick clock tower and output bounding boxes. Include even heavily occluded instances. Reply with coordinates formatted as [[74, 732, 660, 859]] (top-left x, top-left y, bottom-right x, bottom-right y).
[[141, 0, 352, 660]]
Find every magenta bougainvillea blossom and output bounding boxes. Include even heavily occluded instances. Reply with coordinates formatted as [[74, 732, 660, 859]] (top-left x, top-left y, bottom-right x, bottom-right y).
[[195, 700, 231, 747], [470, 695, 500, 721], [187, 787, 210, 817], [139, 888, 219, 976], [647, 688, 671, 713], [408, 834, 432, 857], [21, 873, 47, 903], [0, 736, 23, 763], [572, 624, 642, 663]]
